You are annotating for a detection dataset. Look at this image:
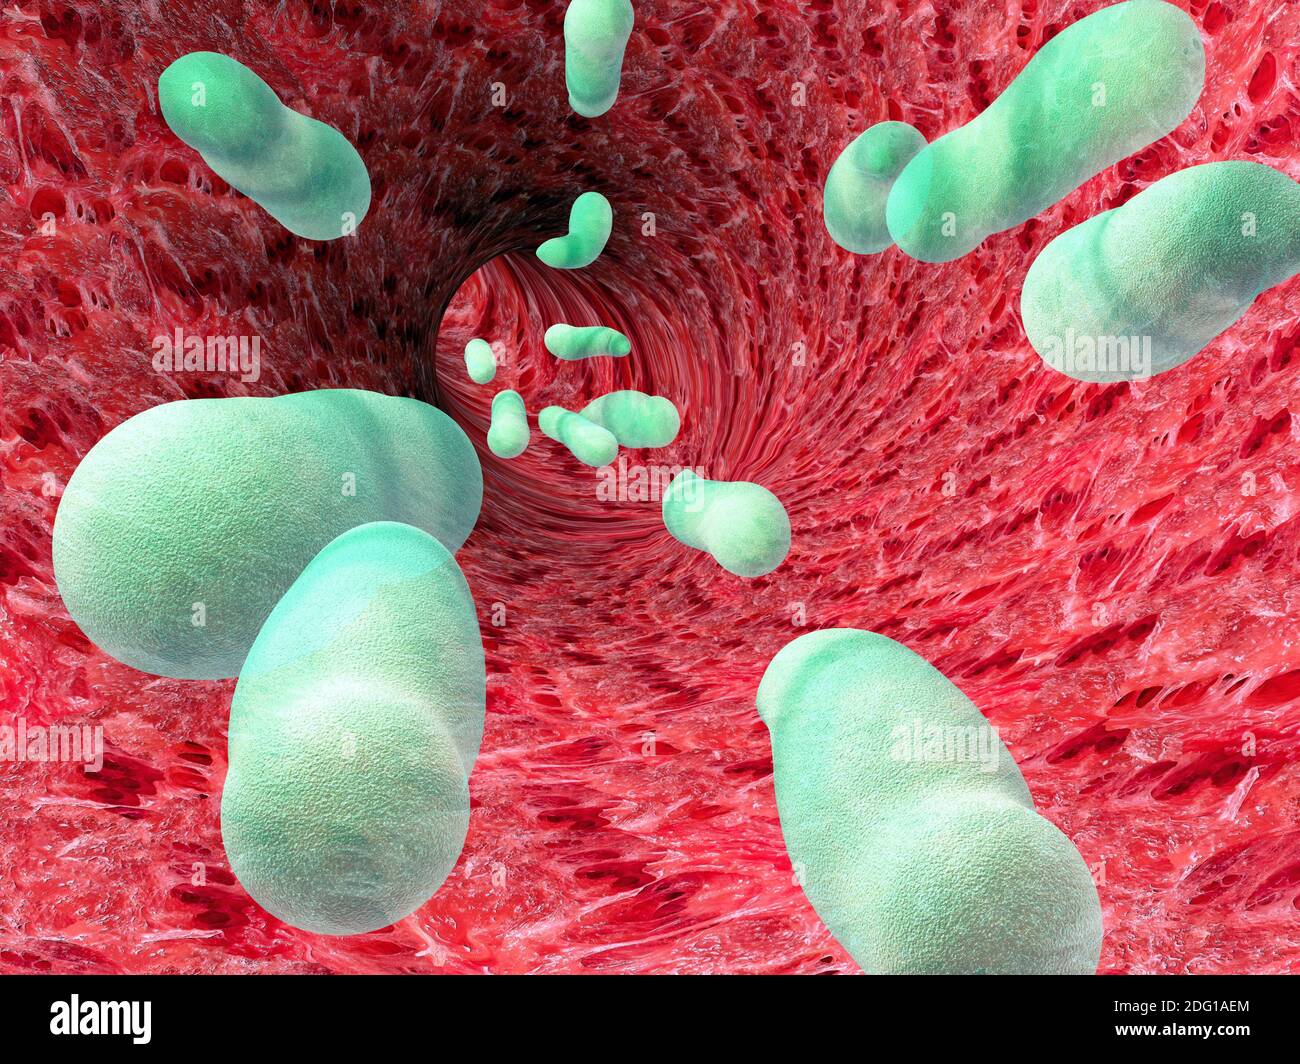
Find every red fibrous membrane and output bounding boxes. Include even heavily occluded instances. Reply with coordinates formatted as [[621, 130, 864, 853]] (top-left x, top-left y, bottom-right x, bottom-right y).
[[1, 0, 1299, 974]]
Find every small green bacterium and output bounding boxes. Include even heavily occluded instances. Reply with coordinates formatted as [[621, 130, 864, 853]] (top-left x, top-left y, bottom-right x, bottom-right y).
[[539, 405, 618, 467], [580, 390, 680, 448], [464, 338, 498, 385], [544, 323, 631, 360], [487, 390, 531, 459], [536, 191, 613, 269], [662, 469, 790, 578]]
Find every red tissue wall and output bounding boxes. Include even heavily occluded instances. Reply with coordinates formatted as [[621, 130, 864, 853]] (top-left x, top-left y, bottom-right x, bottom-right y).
[[1, 0, 1299, 974]]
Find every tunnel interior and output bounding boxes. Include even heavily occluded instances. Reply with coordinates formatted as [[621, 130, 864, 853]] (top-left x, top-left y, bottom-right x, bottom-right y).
[[1, 0, 1299, 973]]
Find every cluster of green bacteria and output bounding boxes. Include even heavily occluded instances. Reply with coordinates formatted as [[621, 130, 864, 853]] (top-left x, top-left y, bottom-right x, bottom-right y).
[[54, 391, 485, 934], [825, 0, 1300, 382], [465, 185, 792, 581], [63, 3, 1242, 972]]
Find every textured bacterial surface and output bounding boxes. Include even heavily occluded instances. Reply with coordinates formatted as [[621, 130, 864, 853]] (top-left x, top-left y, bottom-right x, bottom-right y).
[[223, 521, 485, 936], [2, 0, 1300, 975], [757, 629, 1101, 974], [51, 389, 481, 680]]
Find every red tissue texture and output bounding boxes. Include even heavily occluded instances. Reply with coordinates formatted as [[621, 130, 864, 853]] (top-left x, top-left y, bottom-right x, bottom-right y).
[[1, 0, 1298, 975]]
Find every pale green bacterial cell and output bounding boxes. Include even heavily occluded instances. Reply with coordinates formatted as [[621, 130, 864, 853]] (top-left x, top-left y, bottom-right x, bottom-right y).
[[580, 390, 680, 448], [661, 469, 790, 578], [158, 52, 371, 241], [539, 405, 618, 467], [52, 389, 482, 681], [885, 0, 1205, 263], [536, 191, 613, 268], [222, 521, 486, 936], [756, 629, 1103, 974], [544, 323, 631, 360], [464, 338, 497, 385], [1022, 161, 1300, 382], [564, 0, 634, 118], [487, 390, 530, 459], [823, 121, 927, 254]]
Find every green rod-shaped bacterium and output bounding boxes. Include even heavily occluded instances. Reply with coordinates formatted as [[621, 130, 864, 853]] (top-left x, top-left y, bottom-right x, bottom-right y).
[[757, 629, 1103, 974], [464, 338, 497, 384], [662, 469, 790, 578], [580, 390, 680, 448], [564, 0, 634, 118], [222, 521, 486, 936], [885, 0, 1205, 262], [823, 122, 927, 254], [53, 390, 481, 680], [1022, 161, 1300, 381], [544, 323, 631, 360], [158, 52, 371, 241], [539, 405, 618, 467], [487, 390, 531, 459], [536, 191, 613, 268]]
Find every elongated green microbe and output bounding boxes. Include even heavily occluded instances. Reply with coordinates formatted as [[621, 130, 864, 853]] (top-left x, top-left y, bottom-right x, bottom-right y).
[[662, 469, 790, 578], [886, 0, 1204, 263], [464, 338, 497, 385], [53, 390, 481, 680], [539, 405, 618, 467], [222, 521, 485, 936], [544, 323, 631, 360], [564, 0, 634, 118], [1022, 161, 1300, 382], [580, 390, 680, 448], [536, 191, 613, 268], [823, 122, 927, 254], [487, 390, 530, 459], [757, 629, 1103, 974], [158, 52, 371, 241]]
